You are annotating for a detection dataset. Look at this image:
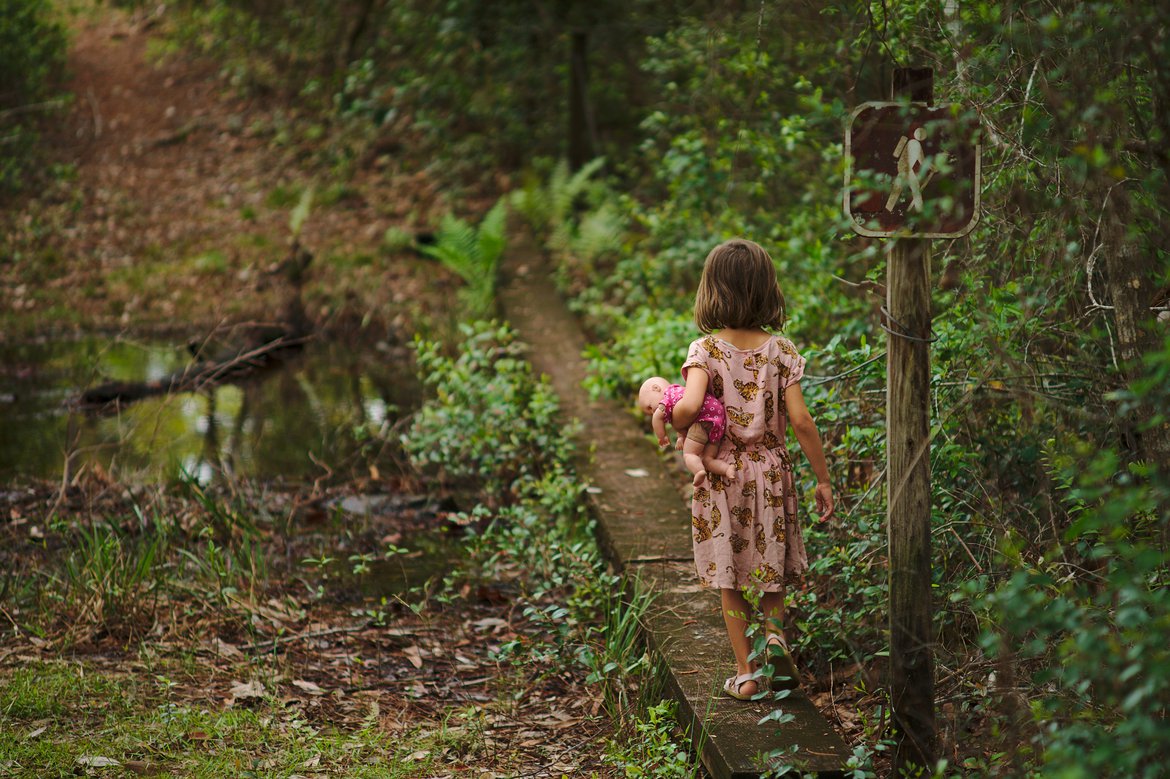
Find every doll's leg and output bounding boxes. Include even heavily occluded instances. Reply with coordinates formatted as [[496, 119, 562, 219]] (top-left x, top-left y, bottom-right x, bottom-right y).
[[681, 435, 709, 486], [702, 440, 736, 479]]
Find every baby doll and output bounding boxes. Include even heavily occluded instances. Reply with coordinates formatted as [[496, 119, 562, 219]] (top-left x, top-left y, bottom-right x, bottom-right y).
[[639, 376, 737, 486]]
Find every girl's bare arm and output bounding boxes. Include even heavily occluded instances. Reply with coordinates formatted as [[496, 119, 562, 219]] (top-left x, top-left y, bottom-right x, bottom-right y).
[[670, 369, 709, 430], [785, 382, 835, 520]]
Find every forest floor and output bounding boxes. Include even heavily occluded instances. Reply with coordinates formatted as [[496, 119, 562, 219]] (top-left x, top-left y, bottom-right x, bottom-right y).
[[1, 3, 454, 341], [0, 5, 623, 778]]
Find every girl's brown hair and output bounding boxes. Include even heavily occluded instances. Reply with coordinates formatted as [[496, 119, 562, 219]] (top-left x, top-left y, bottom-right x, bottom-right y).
[[693, 239, 786, 332]]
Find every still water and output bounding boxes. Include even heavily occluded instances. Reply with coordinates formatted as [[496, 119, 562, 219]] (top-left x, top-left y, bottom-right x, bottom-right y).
[[0, 336, 417, 485]]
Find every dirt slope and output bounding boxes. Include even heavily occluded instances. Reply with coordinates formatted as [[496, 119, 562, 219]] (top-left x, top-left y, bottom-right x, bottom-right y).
[[3, 6, 443, 340]]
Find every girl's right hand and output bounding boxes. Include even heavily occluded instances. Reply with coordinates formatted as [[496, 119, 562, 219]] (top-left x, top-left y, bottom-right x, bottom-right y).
[[814, 482, 835, 521]]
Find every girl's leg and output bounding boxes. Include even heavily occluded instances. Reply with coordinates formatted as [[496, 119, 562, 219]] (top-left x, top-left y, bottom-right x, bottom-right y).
[[760, 589, 786, 639], [761, 588, 801, 688], [721, 588, 759, 695]]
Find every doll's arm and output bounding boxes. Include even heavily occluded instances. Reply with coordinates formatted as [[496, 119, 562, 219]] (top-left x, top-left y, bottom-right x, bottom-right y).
[[651, 406, 670, 447]]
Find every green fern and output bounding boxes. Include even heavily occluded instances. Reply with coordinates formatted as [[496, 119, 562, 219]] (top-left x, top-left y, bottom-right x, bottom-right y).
[[511, 157, 606, 241], [420, 197, 508, 317]]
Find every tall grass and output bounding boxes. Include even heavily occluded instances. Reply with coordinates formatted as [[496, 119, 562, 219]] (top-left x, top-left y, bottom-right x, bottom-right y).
[[60, 517, 169, 641]]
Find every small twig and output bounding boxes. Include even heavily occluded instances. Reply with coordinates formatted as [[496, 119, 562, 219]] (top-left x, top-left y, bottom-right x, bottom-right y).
[[247, 621, 371, 652], [0, 98, 69, 120], [832, 274, 886, 298], [806, 352, 886, 387], [843, 466, 886, 525], [948, 525, 984, 573], [86, 88, 102, 139]]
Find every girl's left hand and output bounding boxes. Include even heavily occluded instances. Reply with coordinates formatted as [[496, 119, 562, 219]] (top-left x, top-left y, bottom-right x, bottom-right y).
[[814, 482, 835, 522]]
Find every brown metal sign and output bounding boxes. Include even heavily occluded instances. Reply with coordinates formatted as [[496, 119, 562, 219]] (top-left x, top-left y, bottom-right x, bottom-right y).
[[844, 102, 981, 238]]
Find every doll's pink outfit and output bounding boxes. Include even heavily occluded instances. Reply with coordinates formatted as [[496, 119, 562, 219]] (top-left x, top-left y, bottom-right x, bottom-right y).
[[659, 383, 726, 443], [682, 334, 809, 592]]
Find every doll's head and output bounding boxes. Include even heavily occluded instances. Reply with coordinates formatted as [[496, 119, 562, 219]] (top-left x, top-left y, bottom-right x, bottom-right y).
[[638, 377, 669, 416], [694, 238, 786, 333]]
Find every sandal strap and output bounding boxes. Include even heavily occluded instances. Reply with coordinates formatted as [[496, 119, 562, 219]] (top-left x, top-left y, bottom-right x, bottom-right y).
[[725, 672, 756, 691], [765, 632, 789, 649]]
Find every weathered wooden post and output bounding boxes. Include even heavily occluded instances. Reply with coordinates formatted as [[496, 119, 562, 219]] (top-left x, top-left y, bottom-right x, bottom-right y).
[[845, 66, 980, 776], [885, 66, 937, 775]]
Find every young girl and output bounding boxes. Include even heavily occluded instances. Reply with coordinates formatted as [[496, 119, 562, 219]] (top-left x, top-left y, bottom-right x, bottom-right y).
[[669, 238, 835, 700]]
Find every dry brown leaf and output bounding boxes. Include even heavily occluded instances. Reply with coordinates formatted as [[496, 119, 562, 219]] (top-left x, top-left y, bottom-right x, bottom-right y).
[[208, 637, 243, 660], [292, 679, 325, 696], [402, 645, 424, 669], [229, 680, 265, 701], [471, 617, 508, 633]]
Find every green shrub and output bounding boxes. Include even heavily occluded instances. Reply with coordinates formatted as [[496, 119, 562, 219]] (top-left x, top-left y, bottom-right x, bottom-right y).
[[0, 0, 68, 192], [403, 321, 574, 502], [605, 700, 694, 778]]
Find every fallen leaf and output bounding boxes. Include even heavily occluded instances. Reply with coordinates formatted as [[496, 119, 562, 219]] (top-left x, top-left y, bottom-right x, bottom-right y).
[[208, 638, 243, 660], [405, 749, 429, 761], [292, 680, 324, 696], [77, 756, 122, 767], [402, 645, 424, 669], [471, 617, 508, 633], [229, 680, 265, 700], [623, 468, 649, 478], [25, 726, 46, 739]]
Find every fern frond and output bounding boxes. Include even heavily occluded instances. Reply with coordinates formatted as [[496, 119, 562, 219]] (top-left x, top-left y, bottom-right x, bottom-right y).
[[477, 198, 508, 276]]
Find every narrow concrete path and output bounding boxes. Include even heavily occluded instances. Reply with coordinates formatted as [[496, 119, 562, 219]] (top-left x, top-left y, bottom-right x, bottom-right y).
[[499, 237, 851, 778]]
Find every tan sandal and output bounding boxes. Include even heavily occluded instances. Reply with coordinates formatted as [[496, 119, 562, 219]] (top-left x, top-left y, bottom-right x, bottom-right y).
[[723, 672, 760, 700], [765, 633, 801, 691]]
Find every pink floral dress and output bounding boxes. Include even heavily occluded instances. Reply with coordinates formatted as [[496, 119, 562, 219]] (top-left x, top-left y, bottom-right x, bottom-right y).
[[682, 334, 809, 591]]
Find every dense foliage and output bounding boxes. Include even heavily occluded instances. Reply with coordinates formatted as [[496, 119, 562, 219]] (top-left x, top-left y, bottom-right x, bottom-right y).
[[17, 0, 1168, 773], [0, 0, 67, 192]]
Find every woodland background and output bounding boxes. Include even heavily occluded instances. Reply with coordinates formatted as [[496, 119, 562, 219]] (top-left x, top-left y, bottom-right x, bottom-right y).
[[3, 1, 1170, 777]]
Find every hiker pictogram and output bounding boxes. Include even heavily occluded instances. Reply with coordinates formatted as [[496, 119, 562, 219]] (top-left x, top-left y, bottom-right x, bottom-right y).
[[844, 103, 981, 238], [885, 127, 938, 213]]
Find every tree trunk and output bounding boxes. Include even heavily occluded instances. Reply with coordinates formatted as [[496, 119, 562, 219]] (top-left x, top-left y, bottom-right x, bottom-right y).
[[1101, 187, 1170, 475]]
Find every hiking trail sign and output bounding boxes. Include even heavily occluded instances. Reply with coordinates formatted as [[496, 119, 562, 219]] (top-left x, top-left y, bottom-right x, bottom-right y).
[[844, 102, 981, 238]]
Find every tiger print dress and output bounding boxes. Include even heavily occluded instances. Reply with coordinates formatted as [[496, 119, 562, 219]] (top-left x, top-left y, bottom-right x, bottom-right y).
[[682, 334, 809, 591]]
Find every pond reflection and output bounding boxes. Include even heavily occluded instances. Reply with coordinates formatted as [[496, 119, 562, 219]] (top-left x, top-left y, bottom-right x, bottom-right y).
[[0, 336, 416, 484]]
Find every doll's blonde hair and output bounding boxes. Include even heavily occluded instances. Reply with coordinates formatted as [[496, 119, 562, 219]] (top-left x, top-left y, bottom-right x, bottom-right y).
[[693, 239, 786, 333]]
